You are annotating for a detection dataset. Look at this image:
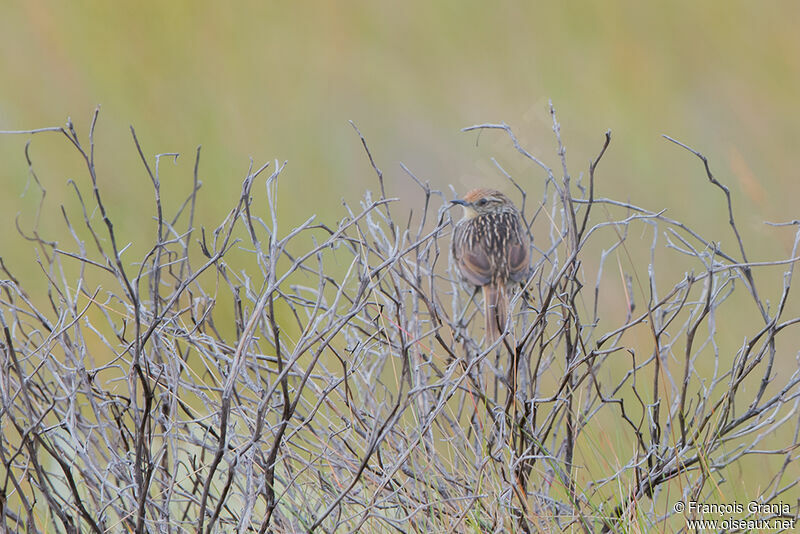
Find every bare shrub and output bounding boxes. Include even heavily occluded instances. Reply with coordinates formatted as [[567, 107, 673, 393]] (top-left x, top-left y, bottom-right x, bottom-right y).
[[1, 106, 799, 532]]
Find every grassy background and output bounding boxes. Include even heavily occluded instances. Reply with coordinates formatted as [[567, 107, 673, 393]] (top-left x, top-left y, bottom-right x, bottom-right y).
[[1, 1, 800, 525], [3, 1, 798, 376], [2, 2, 799, 242]]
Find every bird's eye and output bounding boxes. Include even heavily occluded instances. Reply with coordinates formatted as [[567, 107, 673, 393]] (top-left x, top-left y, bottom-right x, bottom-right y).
[[476, 199, 488, 207]]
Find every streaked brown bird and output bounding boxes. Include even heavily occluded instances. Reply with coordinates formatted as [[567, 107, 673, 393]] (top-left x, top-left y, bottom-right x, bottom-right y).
[[451, 188, 531, 343]]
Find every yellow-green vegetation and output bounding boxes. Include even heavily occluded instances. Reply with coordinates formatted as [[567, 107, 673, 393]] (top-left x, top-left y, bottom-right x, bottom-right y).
[[1, 2, 800, 532]]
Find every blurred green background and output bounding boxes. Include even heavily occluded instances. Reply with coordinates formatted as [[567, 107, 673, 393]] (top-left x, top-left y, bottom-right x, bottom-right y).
[[1, 4, 798, 370], [2, 0, 800, 521], [3, 0, 799, 363], [3, 0, 799, 346], [2, 1, 798, 246], [0, 3, 796, 339]]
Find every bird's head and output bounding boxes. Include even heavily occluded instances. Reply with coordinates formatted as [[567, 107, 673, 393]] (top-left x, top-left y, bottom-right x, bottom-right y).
[[451, 188, 514, 218]]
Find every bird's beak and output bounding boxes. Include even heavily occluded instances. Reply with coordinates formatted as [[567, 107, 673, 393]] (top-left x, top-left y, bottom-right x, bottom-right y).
[[450, 199, 468, 207]]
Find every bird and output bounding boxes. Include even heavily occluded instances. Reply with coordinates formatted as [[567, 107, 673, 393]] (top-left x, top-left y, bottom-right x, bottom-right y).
[[451, 188, 531, 344]]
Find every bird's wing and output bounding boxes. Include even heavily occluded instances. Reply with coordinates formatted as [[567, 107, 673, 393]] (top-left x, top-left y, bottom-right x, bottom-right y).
[[507, 238, 531, 283], [459, 249, 493, 286]]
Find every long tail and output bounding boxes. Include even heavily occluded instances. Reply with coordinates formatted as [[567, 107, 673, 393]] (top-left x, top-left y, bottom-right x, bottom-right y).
[[483, 283, 508, 344]]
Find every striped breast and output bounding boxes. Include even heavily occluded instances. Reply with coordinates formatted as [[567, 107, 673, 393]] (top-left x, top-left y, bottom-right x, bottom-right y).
[[452, 209, 530, 287]]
